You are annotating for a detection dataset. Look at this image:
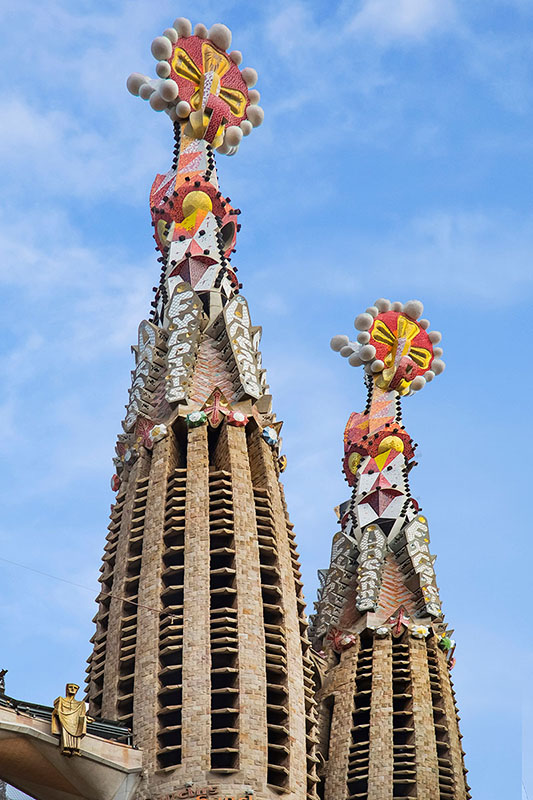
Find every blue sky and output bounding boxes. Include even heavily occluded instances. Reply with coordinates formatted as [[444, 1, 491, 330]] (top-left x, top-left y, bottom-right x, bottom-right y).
[[0, 1, 529, 797]]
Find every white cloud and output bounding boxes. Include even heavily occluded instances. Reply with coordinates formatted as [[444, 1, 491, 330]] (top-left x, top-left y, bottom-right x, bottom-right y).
[[349, 0, 457, 42], [0, 11, 526, 798], [0, 95, 167, 203], [263, 2, 322, 58], [245, 208, 533, 309], [0, 207, 151, 336], [312, 210, 533, 303], [465, 33, 533, 114], [0, 205, 153, 496], [259, 291, 290, 316]]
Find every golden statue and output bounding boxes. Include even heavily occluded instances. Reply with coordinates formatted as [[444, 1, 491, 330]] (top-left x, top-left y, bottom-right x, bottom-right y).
[[51, 683, 88, 756]]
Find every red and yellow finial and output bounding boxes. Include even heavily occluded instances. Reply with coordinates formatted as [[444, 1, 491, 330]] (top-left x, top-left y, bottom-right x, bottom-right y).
[[331, 298, 445, 396], [127, 18, 264, 156]]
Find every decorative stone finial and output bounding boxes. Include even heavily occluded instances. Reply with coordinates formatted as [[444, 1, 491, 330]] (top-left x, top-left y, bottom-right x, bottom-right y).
[[331, 298, 445, 396], [127, 18, 264, 156]]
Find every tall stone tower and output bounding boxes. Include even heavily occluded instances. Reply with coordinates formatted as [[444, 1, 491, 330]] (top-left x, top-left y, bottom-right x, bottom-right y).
[[310, 300, 470, 800], [85, 18, 317, 800]]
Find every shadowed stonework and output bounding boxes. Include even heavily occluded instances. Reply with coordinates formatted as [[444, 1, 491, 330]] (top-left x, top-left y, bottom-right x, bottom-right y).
[[309, 303, 470, 800], [0, 14, 470, 800], [86, 16, 316, 800]]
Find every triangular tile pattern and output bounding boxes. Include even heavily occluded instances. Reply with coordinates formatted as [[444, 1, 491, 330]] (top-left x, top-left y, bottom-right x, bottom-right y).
[[376, 553, 417, 620], [337, 553, 418, 630], [360, 488, 403, 516], [177, 257, 211, 286], [178, 136, 208, 175], [337, 582, 360, 629], [190, 336, 239, 405], [367, 386, 396, 434]]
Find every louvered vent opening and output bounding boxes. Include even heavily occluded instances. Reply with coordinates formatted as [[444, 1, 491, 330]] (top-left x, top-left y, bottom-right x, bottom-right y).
[[346, 637, 372, 800], [449, 677, 471, 799], [391, 640, 416, 798], [157, 468, 186, 771], [116, 478, 148, 728], [286, 519, 318, 799], [209, 470, 239, 773], [86, 493, 125, 710], [254, 487, 290, 792], [427, 641, 456, 800], [316, 695, 335, 800]]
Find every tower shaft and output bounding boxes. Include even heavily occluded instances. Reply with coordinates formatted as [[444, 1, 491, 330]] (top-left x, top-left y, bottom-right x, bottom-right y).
[[311, 301, 470, 800], [86, 20, 316, 798], [88, 421, 317, 799], [316, 634, 468, 800]]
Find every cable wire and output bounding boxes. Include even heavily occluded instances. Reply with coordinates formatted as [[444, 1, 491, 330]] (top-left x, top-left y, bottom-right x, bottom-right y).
[[0, 555, 176, 621]]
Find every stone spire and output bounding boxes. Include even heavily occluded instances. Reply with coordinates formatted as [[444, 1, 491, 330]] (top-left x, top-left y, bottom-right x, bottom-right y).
[[310, 299, 470, 800], [86, 18, 317, 800], [120, 18, 266, 440]]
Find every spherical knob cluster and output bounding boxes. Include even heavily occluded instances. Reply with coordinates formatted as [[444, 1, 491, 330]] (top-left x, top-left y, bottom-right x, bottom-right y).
[[127, 18, 264, 156], [331, 298, 446, 396]]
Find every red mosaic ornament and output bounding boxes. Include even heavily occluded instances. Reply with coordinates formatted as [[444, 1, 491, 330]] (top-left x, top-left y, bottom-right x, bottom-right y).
[[150, 176, 239, 258], [203, 388, 230, 427], [389, 607, 410, 637], [135, 416, 155, 449], [227, 410, 248, 427], [128, 21, 263, 158], [326, 628, 358, 653], [168, 35, 251, 135], [369, 310, 434, 386]]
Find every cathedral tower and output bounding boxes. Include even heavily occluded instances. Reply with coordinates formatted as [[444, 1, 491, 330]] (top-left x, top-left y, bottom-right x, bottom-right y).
[[310, 300, 470, 800], [85, 18, 317, 800]]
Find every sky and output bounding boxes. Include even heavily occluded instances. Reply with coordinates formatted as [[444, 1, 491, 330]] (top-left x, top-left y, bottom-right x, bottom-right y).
[[0, 1, 530, 797]]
